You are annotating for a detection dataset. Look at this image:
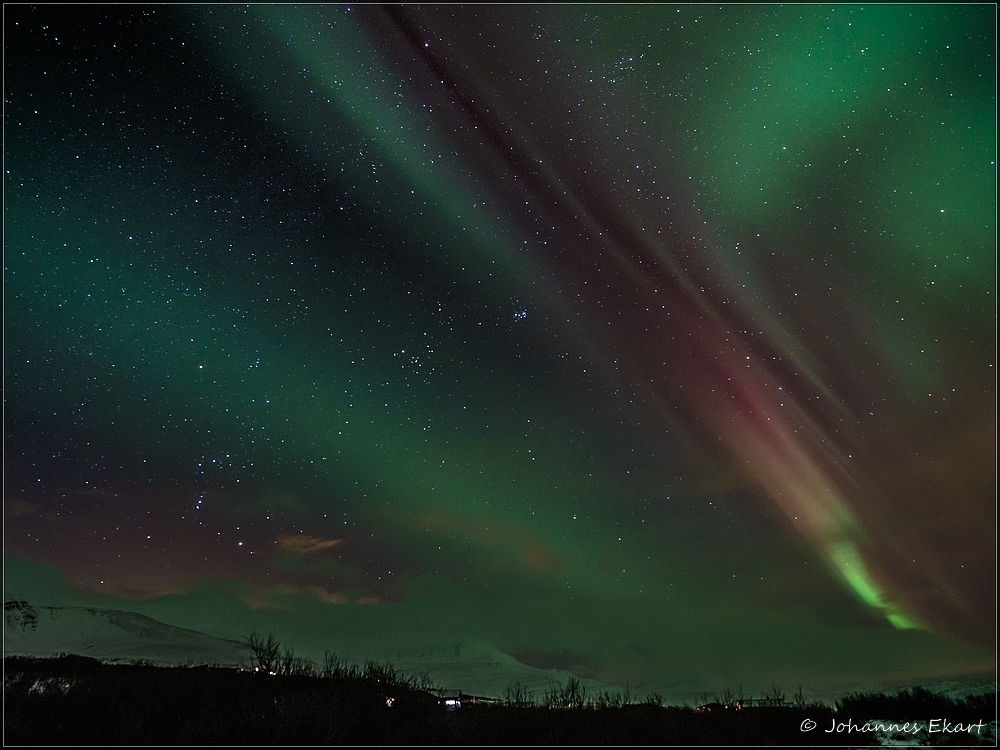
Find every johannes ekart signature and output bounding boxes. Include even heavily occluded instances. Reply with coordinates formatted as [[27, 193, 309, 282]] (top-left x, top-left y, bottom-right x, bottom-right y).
[[800, 717, 990, 735]]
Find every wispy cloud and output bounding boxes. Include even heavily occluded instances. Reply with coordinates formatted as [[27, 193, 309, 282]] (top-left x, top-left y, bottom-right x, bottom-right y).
[[238, 581, 383, 609], [276, 533, 343, 556]]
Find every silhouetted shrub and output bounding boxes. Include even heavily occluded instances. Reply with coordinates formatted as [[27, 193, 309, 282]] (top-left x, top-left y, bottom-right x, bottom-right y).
[[642, 690, 664, 707], [501, 678, 534, 707], [837, 686, 956, 720], [543, 674, 590, 709]]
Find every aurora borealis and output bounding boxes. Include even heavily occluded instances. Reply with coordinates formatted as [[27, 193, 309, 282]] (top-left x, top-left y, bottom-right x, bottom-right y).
[[4, 4, 995, 697]]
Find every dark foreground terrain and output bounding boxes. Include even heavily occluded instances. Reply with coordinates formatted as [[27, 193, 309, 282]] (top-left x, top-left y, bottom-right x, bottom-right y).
[[4, 655, 995, 745]]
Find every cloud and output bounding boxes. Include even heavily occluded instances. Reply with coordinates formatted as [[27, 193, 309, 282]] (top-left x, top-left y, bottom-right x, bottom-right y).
[[276, 533, 342, 556], [222, 580, 384, 610]]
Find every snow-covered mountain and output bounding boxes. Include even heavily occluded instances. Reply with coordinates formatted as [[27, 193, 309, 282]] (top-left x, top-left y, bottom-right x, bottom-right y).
[[5, 599, 994, 709], [2, 600, 614, 699], [380, 640, 616, 700], [4, 601, 252, 667]]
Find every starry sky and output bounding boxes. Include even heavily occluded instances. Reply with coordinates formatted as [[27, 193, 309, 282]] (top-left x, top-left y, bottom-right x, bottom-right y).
[[4, 4, 996, 697]]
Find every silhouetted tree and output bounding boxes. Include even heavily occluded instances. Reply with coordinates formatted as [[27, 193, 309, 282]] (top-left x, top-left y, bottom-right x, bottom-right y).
[[642, 690, 665, 708], [501, 678, 534, 707], [761, 684, 786, 707], [245, 631, 280, 673], [544, 675, 589, 709], [595, 684, 632, 709], [793, 683, 808, 708]]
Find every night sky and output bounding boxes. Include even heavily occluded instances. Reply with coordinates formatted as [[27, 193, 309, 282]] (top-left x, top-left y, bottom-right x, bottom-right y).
[[5, 4, 996, 697]]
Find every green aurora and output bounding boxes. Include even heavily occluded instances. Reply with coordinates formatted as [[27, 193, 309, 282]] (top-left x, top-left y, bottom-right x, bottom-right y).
[[4, 4, 995, 699]]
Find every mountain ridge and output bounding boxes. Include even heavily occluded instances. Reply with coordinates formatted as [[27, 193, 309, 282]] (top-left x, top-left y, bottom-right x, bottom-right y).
[[2, 601, 610, 698], [4, 600, 993, 704], [4, 602, 252, 667]]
